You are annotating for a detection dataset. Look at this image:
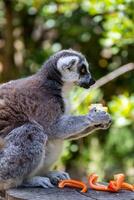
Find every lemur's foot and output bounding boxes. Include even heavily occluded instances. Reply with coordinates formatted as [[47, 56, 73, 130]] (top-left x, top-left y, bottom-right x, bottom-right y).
[[22, 176, 54, 188], [88, 107, 112, 129], [46, 171, 70, 185]]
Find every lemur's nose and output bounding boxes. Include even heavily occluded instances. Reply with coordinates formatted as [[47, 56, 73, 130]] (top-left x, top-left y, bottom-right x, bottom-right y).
[[89, 78, 96, 86]]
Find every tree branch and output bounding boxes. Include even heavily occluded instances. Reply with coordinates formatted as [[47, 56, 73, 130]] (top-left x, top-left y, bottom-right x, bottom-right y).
[[92, 63, 134, 89]]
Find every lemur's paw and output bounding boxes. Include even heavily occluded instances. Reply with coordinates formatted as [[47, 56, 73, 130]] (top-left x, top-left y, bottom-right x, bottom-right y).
[[46, 171, 70, 185], [88, 107, 112, 127], [22, 176, 54, 188]]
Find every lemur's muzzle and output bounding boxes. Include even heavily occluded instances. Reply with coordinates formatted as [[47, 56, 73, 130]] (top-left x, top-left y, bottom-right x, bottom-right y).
[[78, 75, 96, 89]]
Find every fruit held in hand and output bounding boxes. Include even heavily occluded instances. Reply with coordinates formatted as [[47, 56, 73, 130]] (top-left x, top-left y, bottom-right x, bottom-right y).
[[89, 104, 108, 112]]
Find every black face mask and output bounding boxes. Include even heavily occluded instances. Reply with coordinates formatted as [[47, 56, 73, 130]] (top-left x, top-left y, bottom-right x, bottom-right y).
[[79, 74, 96, 89]]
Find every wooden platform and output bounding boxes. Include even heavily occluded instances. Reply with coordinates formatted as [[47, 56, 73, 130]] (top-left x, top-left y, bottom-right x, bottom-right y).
[[4, 187, 134, 200]]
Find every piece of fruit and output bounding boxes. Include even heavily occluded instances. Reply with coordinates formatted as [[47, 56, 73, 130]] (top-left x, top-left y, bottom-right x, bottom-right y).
[[89, 104, 108, 112]]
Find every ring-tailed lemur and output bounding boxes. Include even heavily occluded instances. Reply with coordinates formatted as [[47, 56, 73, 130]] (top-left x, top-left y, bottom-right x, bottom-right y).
[[0, 49, 111, 190]]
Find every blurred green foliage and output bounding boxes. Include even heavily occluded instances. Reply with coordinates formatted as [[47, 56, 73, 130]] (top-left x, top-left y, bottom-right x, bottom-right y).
[[0, 0, 134, 182]]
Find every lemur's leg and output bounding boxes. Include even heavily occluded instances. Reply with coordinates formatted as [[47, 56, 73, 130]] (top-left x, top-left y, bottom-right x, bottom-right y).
[[23, 171, 70, 187], [22, 176, 54, 188], [50, 108, 112, 139], [0, 122, 54, 190]]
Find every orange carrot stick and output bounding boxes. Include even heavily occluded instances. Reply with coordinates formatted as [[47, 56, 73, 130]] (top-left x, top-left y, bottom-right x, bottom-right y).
[[58, 180, 87, 193], [88, 173, 109, 191], [114, 174, 125, 190], [108, 174, 125, 192], [121, 182, 134, 191], [88, 173, 134, 193], [108, 181, 118, 192], [58, 179, 87, 193], [66, 182, 87, 193]]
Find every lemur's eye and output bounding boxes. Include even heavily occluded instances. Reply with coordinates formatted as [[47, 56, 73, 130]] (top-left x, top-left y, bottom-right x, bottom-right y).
[[81, 68, 86, 74], [79, 64, 87, 75]]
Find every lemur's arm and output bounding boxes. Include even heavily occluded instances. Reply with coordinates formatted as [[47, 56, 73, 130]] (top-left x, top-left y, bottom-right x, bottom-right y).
[[49, 108, 112, 139], [67, 124, 109, 140]]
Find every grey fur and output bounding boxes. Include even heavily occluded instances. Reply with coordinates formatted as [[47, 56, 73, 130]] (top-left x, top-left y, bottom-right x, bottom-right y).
[[0, 122, 47, 190], [0, 49, 112, 190]]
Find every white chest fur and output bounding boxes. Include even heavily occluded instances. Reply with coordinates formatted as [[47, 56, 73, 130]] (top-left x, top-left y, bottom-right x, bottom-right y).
[[32, 139, 63, 176], [44, 139, 63, 170], [62, 82, 73, 114]]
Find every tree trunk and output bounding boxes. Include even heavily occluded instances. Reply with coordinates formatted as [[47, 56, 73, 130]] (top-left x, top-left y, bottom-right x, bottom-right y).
[[1, 0, 17, 82]]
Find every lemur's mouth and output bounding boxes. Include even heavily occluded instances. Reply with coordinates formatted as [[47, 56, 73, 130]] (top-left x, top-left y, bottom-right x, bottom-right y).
[[76, 78, 96, 89], [79, 83, 91, 89]]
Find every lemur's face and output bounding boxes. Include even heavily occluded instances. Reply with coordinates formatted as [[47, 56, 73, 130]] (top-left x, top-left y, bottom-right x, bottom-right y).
[[57, 50, 95, 89]]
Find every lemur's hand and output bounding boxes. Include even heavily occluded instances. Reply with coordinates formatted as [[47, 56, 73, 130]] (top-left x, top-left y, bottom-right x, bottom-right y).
[[87, 107, 112, 129]]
